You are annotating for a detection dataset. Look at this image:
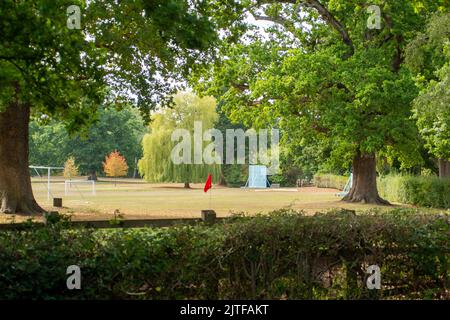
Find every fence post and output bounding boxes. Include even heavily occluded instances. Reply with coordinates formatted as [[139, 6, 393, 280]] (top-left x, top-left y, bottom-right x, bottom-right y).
[[201, 210, 217, 224], [53, 198, 63, 207]]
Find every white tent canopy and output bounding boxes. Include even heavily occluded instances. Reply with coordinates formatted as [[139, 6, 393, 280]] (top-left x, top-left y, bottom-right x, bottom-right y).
[[244, 165, 271, 188]]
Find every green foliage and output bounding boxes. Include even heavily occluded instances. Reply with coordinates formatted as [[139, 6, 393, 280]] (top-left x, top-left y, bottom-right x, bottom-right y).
[[314, 173, 349, 190], [29, 106, 145, 176], [214, 106, 249, 186], [405, 12, 450, 79], [413, 62, 450, 161], [378, 174, 450, 208], [0, 0, 219, 126], [221, 164, 247, 187], [0, 209, 448, 299], [270, 165, 303, 187], [192, 0, 447, 176], [0, 0, 104, 121], [406, 12, 450, 161], [139, 92, 221, 184]]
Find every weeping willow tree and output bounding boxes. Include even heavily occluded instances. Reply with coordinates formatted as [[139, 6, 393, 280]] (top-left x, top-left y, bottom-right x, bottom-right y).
[[139, 92, 221, 188]]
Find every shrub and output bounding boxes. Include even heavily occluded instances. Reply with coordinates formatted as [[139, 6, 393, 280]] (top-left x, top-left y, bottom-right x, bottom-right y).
[[378, 174, 450, 208], [0, 209, 448, 300], [313, 174, 349, 190]]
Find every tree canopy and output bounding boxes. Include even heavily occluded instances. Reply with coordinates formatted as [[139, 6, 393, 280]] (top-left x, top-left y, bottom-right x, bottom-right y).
[[0, 0, 219, 123], [406, 13, 450, 162], [29, 106, 146, 176]]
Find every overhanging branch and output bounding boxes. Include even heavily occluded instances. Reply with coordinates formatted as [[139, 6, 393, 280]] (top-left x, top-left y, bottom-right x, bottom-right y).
[[253, 0, 355, 58], [302, 0, 354, 56]]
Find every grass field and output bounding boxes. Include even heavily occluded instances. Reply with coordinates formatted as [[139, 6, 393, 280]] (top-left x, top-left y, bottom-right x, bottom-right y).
[[0, 177, 442, 223]]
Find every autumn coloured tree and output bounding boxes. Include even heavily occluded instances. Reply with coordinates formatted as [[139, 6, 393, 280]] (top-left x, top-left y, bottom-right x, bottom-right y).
[[63, 156, 79, 180], [103, 151, 129, 185]]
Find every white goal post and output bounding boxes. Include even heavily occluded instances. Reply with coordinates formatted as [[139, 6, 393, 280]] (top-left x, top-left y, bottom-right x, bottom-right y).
[[29, 165, 64, 200], [64, 180, 96, 196]]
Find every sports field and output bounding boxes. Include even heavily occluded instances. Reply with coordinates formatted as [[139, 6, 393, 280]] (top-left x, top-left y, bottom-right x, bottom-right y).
[[0, 176, 420, 223]]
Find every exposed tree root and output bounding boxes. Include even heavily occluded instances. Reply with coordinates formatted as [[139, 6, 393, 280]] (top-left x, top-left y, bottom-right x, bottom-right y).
[[342, 193, 391, 205], [1, 194, 45, 215]]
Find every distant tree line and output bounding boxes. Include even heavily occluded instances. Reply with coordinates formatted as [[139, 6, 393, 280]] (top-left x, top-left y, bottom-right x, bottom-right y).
[[29, 106, 146, 179]]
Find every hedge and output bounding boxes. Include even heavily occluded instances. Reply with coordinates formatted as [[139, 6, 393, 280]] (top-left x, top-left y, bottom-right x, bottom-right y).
[[0, 209, 448, 300], [313, 174, 349, 190], [378, 175, 450, 209], [314, 173, 450, 208]]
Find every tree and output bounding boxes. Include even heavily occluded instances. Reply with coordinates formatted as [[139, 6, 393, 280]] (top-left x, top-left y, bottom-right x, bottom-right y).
[[414, 63, 450, 178], [214, 105, 249, 186], [29, 106, 146, 178], [193, 0, 446, 204], [103, 150, 129, 186], [139, 92, 221, 188], [63, 156, 79, 180], [0, 0, 218, 214], [405, 13, 450, 178]]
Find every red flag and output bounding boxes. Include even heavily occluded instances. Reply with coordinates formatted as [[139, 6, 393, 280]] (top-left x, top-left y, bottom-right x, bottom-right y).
[[204, 174, 212, 193]]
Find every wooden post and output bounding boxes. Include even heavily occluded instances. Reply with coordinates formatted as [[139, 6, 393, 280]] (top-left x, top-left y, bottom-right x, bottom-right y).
[[53, 198, 63, 207], [201, 210, 216, 224]]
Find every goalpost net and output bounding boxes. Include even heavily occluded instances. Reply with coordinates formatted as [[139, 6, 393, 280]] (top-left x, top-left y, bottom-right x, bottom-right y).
[[64, 180, 96, 196]]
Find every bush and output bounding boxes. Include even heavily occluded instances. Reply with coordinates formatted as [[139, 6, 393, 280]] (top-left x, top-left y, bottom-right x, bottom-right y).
[[0, 209, 448, 300], [313, 174, 349, 190], [378, 175, 450, 208]]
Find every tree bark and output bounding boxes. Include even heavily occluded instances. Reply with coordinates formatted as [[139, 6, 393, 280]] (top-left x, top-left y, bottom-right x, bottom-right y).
[[0, 102, 44, 214], [438, 159, 450, 178], [184, 182, 191, 189], [343, 152, 390, 205]]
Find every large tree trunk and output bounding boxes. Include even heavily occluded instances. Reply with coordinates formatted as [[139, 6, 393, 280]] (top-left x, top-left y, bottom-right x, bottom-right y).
[[343, 152, 390, 205], [0, 102, 44, 214], [184, 182, 191, 188], [438, 159, 450, 178]]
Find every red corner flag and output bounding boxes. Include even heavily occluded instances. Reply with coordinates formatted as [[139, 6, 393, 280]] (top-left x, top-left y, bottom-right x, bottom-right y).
[[204, 174, 212, 193]]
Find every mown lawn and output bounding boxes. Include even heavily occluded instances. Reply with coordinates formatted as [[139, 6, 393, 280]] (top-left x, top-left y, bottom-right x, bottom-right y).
[[0, 177, 445, 223]]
